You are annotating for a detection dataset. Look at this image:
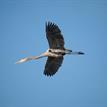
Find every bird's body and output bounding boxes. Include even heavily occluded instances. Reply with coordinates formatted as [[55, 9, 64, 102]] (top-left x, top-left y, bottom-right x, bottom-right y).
[[16, 22, 84, 76]]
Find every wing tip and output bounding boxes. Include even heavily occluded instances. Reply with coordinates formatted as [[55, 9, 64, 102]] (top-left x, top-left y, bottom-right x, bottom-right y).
[[44, 72, 55, 76], [45, 21, 61, 32], [44, 68, 57, 76], [45, 21, 57, 27]]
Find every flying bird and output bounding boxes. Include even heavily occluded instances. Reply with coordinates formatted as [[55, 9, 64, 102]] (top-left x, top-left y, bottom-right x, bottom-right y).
[[16, 22, 84, 76]]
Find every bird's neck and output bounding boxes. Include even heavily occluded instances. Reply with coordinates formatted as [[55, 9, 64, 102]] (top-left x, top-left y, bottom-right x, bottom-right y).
[[33, 53, 46, 59]]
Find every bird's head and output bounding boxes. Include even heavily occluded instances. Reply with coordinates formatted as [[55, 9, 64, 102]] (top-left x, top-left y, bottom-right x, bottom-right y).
[[15, 57, 32, 64]]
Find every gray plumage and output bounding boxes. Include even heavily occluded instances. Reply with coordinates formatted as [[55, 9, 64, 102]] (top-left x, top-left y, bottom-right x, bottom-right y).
[[16, 22, 84, 76]]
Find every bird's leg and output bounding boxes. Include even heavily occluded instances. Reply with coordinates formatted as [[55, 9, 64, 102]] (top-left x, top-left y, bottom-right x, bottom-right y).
[[65, 49, 72, 54], [70, 51, 85, 55]]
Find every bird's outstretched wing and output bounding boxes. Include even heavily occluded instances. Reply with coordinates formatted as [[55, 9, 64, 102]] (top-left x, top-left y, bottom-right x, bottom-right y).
[[44, 56, 63, 76], [46, 22, 65, 49]]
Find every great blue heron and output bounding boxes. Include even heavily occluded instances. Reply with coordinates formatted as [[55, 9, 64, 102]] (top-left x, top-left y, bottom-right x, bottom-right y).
[[16, 22, 84, 76]]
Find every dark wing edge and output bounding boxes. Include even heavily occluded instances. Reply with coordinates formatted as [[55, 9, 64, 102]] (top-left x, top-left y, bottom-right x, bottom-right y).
[[45, 22, 65, 49], [44, 56, 64, 76]]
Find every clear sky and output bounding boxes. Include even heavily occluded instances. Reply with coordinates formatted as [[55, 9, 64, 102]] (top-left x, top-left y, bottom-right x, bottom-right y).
[[0, 0, 107, 107]]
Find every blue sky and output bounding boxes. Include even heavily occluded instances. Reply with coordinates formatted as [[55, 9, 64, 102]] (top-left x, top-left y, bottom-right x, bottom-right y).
[[0, 0, 107, 107]]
